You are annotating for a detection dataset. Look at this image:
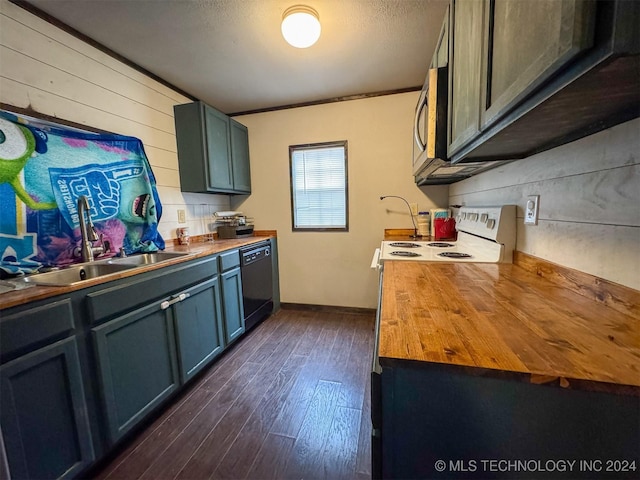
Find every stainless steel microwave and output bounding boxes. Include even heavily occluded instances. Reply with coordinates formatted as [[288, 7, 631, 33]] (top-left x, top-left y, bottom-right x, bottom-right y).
[[412, 66, 508, 185], [412, 67, 448, 176]]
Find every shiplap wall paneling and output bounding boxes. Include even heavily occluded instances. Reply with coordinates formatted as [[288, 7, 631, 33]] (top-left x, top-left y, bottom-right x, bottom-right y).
[[0, 0, 231, 239], [449, 118, 640, 290]]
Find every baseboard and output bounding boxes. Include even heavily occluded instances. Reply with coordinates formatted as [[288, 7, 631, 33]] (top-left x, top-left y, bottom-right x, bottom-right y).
[[281, 303, 375, 316]]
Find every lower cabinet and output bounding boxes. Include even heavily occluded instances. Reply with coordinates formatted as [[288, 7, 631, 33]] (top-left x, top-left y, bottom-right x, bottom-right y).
[[218, 249, 245, 345], [0, 338, 94, 479], [92, 301, 180, 444], [173, 276, 225, 383], [0, 243, 270, 477], [220, 266, 245, 344]]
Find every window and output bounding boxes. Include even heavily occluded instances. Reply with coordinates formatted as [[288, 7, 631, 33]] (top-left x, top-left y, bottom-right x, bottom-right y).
[[289, 141, 348, 231]]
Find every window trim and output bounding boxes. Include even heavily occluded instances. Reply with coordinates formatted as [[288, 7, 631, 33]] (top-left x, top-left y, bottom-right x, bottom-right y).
[[288, 140, 349, 232]]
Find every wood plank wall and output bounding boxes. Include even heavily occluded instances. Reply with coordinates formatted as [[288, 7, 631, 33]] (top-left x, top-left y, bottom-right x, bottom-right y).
[[447, 118, 640, 291], [0, 0, 231, 241]]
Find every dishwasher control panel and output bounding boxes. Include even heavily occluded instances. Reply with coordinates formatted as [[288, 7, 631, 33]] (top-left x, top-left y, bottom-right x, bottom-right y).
[[241, 244, 270, 266]]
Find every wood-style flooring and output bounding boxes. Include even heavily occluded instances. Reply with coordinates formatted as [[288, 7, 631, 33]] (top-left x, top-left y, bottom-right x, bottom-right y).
[[89, 308, 375, 480]]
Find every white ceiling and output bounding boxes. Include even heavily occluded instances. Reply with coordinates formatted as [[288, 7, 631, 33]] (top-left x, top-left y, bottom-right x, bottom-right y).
[[26, 0, 449, 114]]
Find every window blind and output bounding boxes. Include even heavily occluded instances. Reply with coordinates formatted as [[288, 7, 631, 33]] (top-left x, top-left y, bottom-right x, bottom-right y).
[[290, 142, 348, 231]]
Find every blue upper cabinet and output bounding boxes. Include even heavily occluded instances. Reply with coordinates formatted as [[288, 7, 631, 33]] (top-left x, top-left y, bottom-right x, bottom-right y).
[[447, 0, 640, 164], [230, 119, 251, 193], [174, 101, 252, 195]]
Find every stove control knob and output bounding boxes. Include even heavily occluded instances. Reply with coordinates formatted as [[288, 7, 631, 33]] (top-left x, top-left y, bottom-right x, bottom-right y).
[[480, 213, 488, 223], [472, 213, 479, 221], [486, 219, 496, 229]]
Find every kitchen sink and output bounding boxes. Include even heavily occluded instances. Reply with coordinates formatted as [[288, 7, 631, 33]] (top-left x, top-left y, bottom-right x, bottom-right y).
[[106, 251, 191, 266], [22, 252, 193, 286], [23, 263, 136, 287]]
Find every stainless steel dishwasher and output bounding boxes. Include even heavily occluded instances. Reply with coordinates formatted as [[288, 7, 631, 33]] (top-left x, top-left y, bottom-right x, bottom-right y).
[[239, 241, 273, 330]]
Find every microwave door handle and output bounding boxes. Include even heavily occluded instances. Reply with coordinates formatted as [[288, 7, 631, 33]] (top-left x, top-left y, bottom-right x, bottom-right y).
[[414, 92, 428, 151]]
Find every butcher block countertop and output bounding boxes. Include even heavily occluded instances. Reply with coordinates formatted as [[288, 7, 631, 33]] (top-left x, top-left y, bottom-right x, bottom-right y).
[[0, 233, 274, 310], [379, 260, 640, 396]]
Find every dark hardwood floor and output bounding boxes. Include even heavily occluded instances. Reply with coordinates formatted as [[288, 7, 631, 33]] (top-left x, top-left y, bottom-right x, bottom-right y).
[[89, 308, 375, 480]]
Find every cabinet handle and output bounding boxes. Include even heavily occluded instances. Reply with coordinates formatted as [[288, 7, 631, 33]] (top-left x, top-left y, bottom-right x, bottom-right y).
[[160, 292, 190, 310]]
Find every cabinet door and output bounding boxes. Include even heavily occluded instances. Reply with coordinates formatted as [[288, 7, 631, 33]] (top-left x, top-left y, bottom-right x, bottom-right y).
[[448, 0, 485, 157], [230, 119, 252, 193], [173, 277, 225, 383], [269, 237, 280, 312], [204, 105, 234, 191], [433, 5, 449, 69], [1, 338, 94, 479], [92, 301, 179, 443], [481, 0, 595, 128], [220, 267, 245, 344]]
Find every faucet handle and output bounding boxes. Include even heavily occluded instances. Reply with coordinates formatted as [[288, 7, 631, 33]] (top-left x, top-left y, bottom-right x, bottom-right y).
[[88, 224, 99, 242]]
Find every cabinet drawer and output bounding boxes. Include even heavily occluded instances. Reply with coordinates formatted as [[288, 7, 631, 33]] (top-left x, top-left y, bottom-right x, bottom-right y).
[[87, 256, 217, 324], [0, 298, 75, 360], [219, 249, 240, 272]]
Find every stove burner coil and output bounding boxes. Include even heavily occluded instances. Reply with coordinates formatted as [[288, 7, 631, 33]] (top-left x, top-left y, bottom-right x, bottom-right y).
[[389, 242, 421, 248], [427, 242, 455, 248], [438, 252, 472, 258], [390, 251, 422, 257]]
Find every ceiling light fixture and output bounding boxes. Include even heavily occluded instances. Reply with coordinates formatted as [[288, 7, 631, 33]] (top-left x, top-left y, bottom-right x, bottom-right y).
[[281, 5, 321, 48]]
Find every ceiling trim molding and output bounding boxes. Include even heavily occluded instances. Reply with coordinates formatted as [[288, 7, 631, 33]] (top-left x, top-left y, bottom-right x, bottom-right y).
[[229, 86, 422, 117], [10, 0, 198, 102]]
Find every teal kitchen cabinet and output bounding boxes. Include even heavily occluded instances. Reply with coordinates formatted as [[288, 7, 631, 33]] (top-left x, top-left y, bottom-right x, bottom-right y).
[[229, 118, 252, 193], [174, 101, 251, 195], [218, 249, 245, 345], [447, 0, 639, 163], [447, 0, 484, 157], [92, 299, 180, 444], [89, 256, 223, 443], [0, 298, 95, 480], [430, 4, 449, 69], [268, 237, 281, 313], [479, 0, 596, 130], [173, 276, 225, 383]]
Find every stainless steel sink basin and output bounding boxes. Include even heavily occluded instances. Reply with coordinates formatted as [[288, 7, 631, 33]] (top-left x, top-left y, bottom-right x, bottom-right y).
[[106, 251, 191, 266], [23, 263, 136, 286], [22, 251, 193, 286]]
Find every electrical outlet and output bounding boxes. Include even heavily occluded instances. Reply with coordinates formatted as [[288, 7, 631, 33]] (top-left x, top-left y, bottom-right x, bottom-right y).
[[524, 195, 539, 225], [410, 203, 418, 216], [177, 209, 186, 224]]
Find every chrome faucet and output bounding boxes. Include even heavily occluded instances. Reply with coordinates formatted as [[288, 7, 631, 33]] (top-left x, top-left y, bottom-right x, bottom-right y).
[[78, 195, 100, 262]]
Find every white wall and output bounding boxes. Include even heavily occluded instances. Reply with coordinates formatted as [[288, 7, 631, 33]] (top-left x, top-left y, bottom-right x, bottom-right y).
[[449, 118, 640, 290], [233, 93, 448, 308], [0, 0, 229, 241]]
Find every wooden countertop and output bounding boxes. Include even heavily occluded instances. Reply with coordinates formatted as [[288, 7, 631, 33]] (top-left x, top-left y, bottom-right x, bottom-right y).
[[379, 261, 640, 395], [0, 234, 274, 310]]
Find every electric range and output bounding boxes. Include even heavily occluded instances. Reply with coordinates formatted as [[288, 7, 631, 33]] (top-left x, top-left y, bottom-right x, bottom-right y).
[[378, 205, 516, 264]]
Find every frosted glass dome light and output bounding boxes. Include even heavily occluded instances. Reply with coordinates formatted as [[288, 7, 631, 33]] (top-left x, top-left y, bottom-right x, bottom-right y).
[[281, 5, 321, 48]]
